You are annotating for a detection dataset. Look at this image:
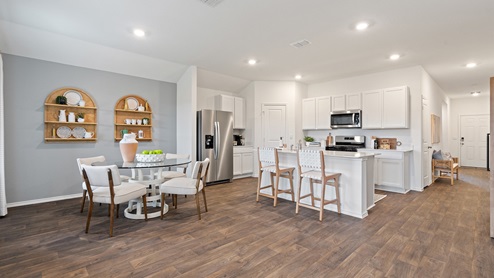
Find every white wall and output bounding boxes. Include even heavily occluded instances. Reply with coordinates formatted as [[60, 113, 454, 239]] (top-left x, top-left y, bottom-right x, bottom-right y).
[[307, 66, 424, 191], [449, 96, 490, 157], [177, 66, 197, 167]]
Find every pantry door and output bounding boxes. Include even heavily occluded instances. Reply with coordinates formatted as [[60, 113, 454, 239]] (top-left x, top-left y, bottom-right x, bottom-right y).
[[460, 114, 489, 167], [262, 104, 287, 148]]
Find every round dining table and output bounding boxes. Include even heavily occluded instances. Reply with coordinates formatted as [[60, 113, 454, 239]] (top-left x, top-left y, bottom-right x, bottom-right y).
[[114, 158, 191, 219]]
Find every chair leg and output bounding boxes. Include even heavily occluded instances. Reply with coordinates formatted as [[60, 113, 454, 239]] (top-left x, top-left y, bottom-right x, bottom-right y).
[[195, 194, 202, 220], [85, 200, 94, 234], [116, 204, 120, 218], [80, 190, 87, 213], [319, 181, 326, 222], [296, 177, 303, 214], [269, 172, 275, 196], [174, 194, 178, 209], [334, 177, 341, 214], [160, 193, 166, 220], [256, 169, 263, 202], [288, 170, 295, 202], [109, 203, 115, 237], [273, 174, 280, 207], [142, 195, 148, 221], [309, 179, 315, 207], [202, 189, 208, 212]]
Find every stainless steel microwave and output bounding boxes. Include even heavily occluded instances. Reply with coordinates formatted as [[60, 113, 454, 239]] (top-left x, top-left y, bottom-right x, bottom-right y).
[[330, 110, 361, 128]]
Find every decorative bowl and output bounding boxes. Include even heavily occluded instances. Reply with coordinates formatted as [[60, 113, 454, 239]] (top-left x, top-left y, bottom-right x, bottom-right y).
[[135, 154, 165, 162]]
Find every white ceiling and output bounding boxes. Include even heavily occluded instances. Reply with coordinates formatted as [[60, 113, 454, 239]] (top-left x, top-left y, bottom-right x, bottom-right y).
[[1, 0, 493, 97]]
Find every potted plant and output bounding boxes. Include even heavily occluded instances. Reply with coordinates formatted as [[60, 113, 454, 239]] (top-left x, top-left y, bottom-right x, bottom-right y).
[[77, 113, 85, 123], [304, 136, 314, 146], [55, 95, 67, 105]]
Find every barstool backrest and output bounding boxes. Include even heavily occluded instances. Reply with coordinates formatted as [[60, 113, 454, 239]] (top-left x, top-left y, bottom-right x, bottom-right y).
[[258, 147, 279, 168], [297, 149, 326, 174]]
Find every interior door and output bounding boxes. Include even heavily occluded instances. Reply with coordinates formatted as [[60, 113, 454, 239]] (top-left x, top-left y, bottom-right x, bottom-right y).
[[460, 115, 489, 167], [262, 104, 287, 147], [422, 97, 432, 187]]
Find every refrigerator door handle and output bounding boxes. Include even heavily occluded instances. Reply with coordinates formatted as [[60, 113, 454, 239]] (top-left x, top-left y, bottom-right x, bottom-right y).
[[214, 121, 219, 159], [216, 121, 221, 159]]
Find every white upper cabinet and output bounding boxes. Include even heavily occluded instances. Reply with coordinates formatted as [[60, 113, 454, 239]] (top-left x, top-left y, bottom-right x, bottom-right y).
[[346, 93, 362, 110], [332, 95, 346, 112], [302, 98, 316, 129], [362, 90, 383, 129], [302, 97, 331, 130], [215, 95, 245, 129], [382, 87, 409, 128], [361, 86, 409, 129], [332, 93, 361, 112], [234, 97, 245, 129]]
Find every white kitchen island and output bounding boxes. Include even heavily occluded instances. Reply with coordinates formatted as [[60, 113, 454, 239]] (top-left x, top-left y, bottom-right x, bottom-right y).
[[259, 150, 377, 219]]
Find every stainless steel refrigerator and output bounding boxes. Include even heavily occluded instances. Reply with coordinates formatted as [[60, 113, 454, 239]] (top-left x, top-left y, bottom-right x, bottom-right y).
[[197, 110, 233, 184]]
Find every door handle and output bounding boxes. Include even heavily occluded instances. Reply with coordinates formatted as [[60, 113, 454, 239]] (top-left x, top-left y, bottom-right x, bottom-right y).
[[427, 146, 432, 149]]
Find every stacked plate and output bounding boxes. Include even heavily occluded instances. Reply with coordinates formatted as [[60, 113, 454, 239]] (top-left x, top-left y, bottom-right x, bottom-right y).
[[56, 126, 87, 138]]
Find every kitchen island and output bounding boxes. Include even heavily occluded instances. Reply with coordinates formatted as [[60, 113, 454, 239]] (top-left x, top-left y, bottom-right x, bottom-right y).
[[259, 149, 376, 219]]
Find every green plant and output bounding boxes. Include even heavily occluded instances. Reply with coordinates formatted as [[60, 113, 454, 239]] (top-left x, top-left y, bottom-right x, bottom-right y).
[[77, 113, 84, 119], [55, 95, 67, 105], [304, 136, 314, 142]]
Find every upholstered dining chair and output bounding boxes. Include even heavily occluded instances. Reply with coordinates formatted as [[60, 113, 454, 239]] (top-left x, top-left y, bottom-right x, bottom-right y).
[[77, 156, 130, 213], [156, 153, 190, 180], [82, 165, 148, 237], [296, 149, 342, 221], [159, 158, 210, 220]]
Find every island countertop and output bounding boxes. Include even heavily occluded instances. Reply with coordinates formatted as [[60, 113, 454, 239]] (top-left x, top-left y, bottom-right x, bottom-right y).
[[277, 149, 377, 158]]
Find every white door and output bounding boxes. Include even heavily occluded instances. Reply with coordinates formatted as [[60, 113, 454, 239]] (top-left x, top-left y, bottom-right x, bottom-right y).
[[262, 104, 287, 147], [460, 115, 489, 167], [422, 97, 432, 187]]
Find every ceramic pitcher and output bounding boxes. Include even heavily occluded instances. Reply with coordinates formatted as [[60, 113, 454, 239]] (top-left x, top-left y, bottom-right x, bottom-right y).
[[119, 133, 138, 162], [58, 110, 67, 122]]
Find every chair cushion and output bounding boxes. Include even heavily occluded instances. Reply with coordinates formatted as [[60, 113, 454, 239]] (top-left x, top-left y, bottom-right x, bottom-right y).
[[161, 171, 186, 179], [160, 178, 202, 195], [91, 182, 147, 204], [300, 170, 340, 180], [120, 175, 131, 182]]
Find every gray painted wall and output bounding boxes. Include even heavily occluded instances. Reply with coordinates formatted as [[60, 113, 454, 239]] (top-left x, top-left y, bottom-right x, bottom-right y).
[[3, 54, 177, 203]]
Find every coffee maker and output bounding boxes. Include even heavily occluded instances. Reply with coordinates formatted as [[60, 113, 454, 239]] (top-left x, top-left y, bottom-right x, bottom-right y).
[[233, 135, 244, 146]]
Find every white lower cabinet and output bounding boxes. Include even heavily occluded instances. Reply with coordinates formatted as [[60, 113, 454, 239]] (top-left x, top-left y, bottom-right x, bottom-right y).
[[359, 149, 411, 194], [233, 147, 254, 178]]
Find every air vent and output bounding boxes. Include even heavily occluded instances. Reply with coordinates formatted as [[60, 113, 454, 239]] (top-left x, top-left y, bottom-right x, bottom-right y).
[[198, 0, 224, 7], [290, 39, 312, 49]]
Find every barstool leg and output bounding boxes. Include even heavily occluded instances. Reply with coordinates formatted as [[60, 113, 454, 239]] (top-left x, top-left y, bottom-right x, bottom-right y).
[[335, 176, 341, 214], [320, 180, 326, 222], [256, 169, 263, 202], [296, 176, 303, 214], [269, 172, 275, 196], [288, 170, 295, 202], [309, 179, 315, 207], [273, 173, 280, 207]]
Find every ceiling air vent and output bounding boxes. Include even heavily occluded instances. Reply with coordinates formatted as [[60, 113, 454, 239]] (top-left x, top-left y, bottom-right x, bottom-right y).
[[290, 39, 312, 49], [198, 0, 224, 7]]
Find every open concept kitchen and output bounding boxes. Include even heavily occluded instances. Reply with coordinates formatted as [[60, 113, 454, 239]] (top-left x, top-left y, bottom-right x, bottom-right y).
[[1, 1, 493, 277]]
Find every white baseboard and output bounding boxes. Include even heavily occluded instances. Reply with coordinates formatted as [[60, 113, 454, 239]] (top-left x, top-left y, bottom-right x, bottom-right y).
[[7, 194, 80, 208]]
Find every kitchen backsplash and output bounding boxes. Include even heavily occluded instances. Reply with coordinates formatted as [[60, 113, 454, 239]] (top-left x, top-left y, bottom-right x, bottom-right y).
[[305, 128, 412, 149]]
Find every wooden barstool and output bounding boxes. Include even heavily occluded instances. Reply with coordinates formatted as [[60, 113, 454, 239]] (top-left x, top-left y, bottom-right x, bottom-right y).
[[296, 149, 341, 221], [256, 147, 295, 206]]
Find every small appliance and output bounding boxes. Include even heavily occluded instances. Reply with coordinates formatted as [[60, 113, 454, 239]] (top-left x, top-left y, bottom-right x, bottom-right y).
[[233, 134, 244, 146], [330, 110, 361, 129], [325, 136, 365, 152]]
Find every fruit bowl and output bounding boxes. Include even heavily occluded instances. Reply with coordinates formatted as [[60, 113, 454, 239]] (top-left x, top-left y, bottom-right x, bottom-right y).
[[135, 153, 165, 162]]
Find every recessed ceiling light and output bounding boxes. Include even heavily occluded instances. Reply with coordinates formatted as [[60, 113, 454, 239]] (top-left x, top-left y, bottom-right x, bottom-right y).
[[295, 75, 302, 80], [133, 29, 146, 37], [355, 22, 369, 31], [389, 54, 401, 60], [466, 62, 477, 68], [248, 59, 257, 65], [471, 91, 480, 96]]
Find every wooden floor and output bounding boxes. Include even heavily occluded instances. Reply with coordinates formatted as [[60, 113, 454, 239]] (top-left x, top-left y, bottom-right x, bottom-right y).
[[1, 167, 493, 277]]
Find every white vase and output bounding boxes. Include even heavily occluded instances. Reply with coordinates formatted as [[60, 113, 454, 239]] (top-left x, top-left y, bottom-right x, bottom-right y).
[[119, 133, 138, 162]]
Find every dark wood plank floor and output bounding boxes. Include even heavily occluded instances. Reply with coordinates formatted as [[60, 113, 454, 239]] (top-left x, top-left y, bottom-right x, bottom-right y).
[[1, 167, 493, 277]]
